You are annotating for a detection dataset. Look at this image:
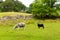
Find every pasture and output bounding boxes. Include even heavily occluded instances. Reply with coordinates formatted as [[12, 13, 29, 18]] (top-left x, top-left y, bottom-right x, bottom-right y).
[[0, 12, 60, 40]]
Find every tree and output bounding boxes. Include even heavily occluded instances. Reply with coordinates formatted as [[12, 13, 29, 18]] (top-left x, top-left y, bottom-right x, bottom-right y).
[[0, 0, 4, 12], [29, 0, 58, 19], [0, 0, 26, 12], [13, 1, 26, 12]]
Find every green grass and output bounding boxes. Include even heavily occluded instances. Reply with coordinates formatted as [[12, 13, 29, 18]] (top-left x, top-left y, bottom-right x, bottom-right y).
[[0, 19, 60, 40], [0, 12, 60, 40], [0, 12, 32, 17]]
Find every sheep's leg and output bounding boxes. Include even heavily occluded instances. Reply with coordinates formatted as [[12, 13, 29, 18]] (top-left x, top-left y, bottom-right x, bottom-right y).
[[43, 26, 44, 29], [17, 26, 20, 30], [13, 24, 18, 30], [38, 26, 40, 28], [13, 26, 17, 30]]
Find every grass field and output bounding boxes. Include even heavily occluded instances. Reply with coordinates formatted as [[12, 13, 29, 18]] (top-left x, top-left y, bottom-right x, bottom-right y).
[[0, 12, 60, 40], [0, 12, 32, 17]]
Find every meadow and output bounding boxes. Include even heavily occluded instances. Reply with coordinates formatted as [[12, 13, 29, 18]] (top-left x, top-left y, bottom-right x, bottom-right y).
[[0, 12, 60, 40]]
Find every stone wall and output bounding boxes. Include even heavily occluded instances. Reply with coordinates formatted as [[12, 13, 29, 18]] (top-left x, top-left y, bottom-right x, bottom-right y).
[[0, 14, 33, 20]]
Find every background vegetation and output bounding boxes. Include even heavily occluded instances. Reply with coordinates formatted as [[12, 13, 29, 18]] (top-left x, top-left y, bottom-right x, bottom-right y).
[[0, 0, 60, 19], [28, 0, 60, 19], [0, 0, 26, 12]]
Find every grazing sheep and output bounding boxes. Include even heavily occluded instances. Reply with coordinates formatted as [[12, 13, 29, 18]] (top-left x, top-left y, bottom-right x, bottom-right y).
[[37, 23, 44, 29], [13, 22, 25, 30]]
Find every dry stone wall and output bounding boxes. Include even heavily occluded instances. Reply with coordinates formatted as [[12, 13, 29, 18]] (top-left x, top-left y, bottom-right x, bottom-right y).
[[0, 14, 33, 20]]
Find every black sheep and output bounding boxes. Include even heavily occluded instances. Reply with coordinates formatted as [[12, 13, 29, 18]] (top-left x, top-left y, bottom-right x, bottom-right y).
[[37, 23, 44, 29]]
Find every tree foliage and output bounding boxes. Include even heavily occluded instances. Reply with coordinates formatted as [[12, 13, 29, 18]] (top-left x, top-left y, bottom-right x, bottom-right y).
[[0, 0, 26, 12], [29, 0, 58, 19]]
